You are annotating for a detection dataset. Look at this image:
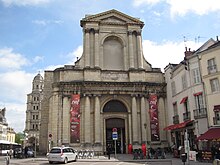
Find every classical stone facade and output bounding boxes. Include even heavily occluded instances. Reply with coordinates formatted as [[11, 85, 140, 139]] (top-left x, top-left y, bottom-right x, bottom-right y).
[[39, 9, 167, 154]]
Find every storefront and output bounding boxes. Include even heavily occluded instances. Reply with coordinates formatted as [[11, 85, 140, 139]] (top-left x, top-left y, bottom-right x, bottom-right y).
[[164, 120, 195, 157], [196, 127, 220, 161]]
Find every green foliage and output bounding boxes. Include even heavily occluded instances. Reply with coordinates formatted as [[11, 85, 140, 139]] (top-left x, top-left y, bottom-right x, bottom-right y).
[[15, 132, 25, 144]]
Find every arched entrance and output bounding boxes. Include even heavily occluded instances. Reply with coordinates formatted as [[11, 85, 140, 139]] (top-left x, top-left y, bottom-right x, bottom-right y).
[[103, 100, 127, 154]]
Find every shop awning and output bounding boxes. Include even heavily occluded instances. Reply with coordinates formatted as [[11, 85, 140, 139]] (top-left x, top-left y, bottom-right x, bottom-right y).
[[193, 92, 202, 96], [197, 127, 220, 141], [180, 97, 188, 104], [163, 120, 193, 131]]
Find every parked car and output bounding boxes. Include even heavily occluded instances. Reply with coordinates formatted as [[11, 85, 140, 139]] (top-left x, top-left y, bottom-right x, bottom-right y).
[[47, 146, 77, 164], [13, 148, 23, 159]]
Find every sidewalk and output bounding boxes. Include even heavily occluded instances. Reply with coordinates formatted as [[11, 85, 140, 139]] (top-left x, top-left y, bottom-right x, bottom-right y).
[[0, 154, 213, 165]]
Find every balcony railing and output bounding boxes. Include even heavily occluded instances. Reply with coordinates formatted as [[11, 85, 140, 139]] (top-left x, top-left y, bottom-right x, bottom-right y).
[[183, 111, 191, 121], [173, 115, 179, 124], [213, 117, 220, 125], [208, 65, 217, 74], [193, 108, 207, 119]]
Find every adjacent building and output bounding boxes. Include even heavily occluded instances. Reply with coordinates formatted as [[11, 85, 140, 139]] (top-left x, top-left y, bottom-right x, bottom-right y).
[[164, 38, 220, 153], [24, 73, 44, 148], [0, 108, 16, 143]]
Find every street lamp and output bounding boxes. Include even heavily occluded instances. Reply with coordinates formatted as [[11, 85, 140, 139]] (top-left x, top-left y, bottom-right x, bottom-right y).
[[34, 134, 37, 158], [144, 123, 147, 143]]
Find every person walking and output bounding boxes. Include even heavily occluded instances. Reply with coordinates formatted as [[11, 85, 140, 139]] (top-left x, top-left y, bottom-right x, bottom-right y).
[[107, 144, 111, 160]]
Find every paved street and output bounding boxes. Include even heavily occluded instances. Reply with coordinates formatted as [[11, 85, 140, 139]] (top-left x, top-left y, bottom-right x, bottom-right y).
[[0, 154, 213, 165]]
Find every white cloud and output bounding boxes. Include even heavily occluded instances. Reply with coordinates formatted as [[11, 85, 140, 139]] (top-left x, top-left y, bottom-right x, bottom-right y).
[[142, 40, 202, 71], [66, 45, 83, 64], [0, 48, 29, 71], [0, 71, 34, 133], [0, 71, 34, 103], [168, 0, 220, 17], [133, 0, 161, 6], [132, 0, 220, 17], [1, 0, 50, 6], [32, 20, 63, 26], [33, 56, 44, 63], [1, 102, 26, 133]]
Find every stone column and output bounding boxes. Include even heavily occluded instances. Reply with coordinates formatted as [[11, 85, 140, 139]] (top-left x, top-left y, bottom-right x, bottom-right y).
[[137, 31, 144, 69], [128, 112, 132, 144], [85, 28, 90, 67], [94, 95, 101, 144], [128, 31, 134, 69], [84, 95, 91, 144], [132, 96, 138, 143], [140, 96, 147, 143], [123, 46, 127, 70], [62, 96, 70, 144], [94, 29, 100, 68]]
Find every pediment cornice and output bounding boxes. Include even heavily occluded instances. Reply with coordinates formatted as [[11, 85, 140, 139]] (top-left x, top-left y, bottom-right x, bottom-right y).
[[80, 9, 144, 28]]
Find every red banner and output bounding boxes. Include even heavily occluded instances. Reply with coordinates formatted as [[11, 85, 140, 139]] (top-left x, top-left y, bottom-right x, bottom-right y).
[[149, 94, 160, 141], [70, 94, 80, 143]]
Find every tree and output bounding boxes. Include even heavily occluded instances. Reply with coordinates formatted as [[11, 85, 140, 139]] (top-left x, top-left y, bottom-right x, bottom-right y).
[[15, 132, 25, 144]]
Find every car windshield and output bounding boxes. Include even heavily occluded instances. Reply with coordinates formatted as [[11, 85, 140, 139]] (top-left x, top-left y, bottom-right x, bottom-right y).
[[50, 148, 61, 154]]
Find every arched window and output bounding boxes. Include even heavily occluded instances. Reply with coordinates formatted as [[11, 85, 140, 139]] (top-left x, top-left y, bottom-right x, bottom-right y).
[[103, 100, 127, 112], [103, 36, 124, 70]]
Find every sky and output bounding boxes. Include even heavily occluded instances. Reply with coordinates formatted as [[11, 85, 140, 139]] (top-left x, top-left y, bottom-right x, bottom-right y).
[[0, 0, 220, 133]]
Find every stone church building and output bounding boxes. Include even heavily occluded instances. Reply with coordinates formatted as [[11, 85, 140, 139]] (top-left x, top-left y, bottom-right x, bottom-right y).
[[39, 9, 167, 154]]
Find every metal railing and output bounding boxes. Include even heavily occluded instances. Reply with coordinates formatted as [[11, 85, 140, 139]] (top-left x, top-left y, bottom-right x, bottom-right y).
[[193, 108, 207, 119]]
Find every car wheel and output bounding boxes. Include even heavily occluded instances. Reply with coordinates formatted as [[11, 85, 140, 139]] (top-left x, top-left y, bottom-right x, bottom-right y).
[[49, 161, 53, 164], [74, 156, 78, 162], [64, 157, 68, 164]]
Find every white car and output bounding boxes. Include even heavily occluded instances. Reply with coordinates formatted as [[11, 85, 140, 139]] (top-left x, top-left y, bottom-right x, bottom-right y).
[[47, 147, 77, 164]]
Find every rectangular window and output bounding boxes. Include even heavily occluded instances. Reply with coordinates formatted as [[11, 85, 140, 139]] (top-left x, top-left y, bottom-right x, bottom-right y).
[[208, 58, 217, 74], [210, 78, 220, 93], [182, 74, 187, 90], [171, 81, 176, 96], [33, 115, 35, 120], [192, 68, 201, 84], [195, 94, 204, 109], [173, 102, 178, 116], [36, 115, 38, 120]]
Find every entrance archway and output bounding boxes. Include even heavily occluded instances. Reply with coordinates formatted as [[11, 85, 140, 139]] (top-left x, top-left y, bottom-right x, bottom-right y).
[[106, 118, 126, 154]]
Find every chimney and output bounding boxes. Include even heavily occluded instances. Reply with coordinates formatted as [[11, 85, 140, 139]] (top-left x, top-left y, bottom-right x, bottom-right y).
[[184, 47, 194, 57], [217, 36, 219, 41]]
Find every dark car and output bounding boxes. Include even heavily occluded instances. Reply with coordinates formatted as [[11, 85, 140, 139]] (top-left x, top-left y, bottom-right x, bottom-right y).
[[13, 148, 23, 159]]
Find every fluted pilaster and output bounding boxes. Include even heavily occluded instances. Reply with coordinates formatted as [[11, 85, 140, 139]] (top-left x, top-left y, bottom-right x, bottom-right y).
[[132, 96, 138, 143], [94, 96, 101, 143], [84, 96, 91, 143], [128, 31, 134, 68]]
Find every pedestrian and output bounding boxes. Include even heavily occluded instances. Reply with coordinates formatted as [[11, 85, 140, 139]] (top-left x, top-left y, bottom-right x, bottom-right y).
[[9, 148, 13, 159], [107, 144, 111, 159]]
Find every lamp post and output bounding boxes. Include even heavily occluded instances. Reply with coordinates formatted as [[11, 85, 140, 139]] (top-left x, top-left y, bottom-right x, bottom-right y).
[[34, 134, 37, 158], [144, 123, 147, 144]]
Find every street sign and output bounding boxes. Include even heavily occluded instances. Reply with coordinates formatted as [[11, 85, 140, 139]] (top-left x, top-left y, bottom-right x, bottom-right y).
[[112, 133, 118, 140]]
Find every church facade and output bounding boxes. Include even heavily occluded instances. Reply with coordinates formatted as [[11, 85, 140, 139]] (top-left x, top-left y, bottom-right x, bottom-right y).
[[39, 9, 167, 154]]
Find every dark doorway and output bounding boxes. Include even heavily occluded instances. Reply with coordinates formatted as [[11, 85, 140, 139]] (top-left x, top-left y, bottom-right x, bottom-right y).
[[106, 118, 126, 154]]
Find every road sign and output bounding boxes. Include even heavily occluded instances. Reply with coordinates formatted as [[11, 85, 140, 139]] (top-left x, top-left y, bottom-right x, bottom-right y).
[[112, 132, 118, 140]]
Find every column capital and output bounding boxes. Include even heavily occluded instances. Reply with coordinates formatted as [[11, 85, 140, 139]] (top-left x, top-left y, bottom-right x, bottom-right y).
[[136, 31, 141, 36], [94, 29, 99, 33], [84, 28, 90, 33], [127, 31, 133, 35]]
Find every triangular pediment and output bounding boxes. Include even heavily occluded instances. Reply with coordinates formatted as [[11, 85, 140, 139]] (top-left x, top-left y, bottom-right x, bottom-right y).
[[81, 9, 144, 27]]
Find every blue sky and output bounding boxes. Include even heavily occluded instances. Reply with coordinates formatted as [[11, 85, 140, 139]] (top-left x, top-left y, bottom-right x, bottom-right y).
[[0, 0, 220, 133]]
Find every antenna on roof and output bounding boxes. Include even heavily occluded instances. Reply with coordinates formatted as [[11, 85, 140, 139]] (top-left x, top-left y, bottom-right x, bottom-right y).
[[183, 36, 187, 47]]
